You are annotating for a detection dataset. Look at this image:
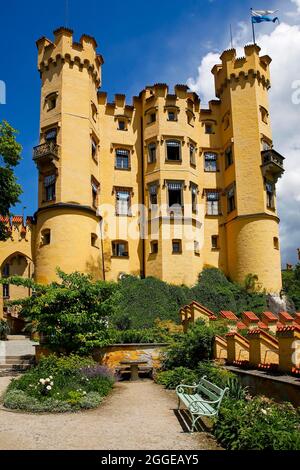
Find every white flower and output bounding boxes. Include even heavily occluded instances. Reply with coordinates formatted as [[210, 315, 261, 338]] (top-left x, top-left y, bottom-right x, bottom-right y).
[[83, 391, 87, 396], [46, 385, 52, 391], [50, 382, 54, 386], [49, 376, 53, 380], [261, 409, 267, 415], [39, 379, 45, 385], [45, 378, 50, 383]]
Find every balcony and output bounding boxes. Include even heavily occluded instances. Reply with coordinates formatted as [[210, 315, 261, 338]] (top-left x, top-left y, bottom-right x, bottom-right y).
[[261, 149, 285, 182], [33, 141, 59, 166]]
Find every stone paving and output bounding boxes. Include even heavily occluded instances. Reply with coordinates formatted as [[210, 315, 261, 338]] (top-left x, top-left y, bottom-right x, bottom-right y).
[[0, 379, 222, 450]]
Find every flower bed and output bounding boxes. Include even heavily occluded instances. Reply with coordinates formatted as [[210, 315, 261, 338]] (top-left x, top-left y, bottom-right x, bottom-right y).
[[3, 355, 115, 413]]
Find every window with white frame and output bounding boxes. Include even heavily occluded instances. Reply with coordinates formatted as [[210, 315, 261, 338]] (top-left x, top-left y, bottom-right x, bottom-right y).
[[204, 152, 218, 172], [115, 149, 130, 170], [116, 189, 131, 216], [206, 191, 220, 216]]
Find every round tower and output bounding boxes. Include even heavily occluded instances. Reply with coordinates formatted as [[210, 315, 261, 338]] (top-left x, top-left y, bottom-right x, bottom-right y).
[[33, 28, 104, 283], [212, 44, 284, 293]]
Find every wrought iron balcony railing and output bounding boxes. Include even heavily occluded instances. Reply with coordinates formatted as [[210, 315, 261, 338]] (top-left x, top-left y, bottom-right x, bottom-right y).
[[33, 141, 59, 163], [261, 149, 285, 182]]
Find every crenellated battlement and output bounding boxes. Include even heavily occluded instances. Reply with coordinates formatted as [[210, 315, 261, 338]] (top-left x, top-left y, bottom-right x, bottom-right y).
[[212, 44, 272, 98], [36, 27, 103, 87]]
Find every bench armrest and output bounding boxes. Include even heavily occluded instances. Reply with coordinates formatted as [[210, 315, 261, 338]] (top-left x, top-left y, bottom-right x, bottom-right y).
[[176, 384, 197, 393]]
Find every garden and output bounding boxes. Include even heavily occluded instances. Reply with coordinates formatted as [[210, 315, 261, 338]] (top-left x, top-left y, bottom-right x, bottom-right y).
[[1, 267, 300, 449]]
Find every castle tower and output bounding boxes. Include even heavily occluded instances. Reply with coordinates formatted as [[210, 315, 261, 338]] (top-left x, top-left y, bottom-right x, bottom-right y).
[[33, 28, 104, 283], [212, 45, 284, 293]]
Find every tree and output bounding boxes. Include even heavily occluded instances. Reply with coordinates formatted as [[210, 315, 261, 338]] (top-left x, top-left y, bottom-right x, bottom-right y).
[[282, 264, 300, 311], [0, 270, 117, 354], [0, 120, 22, 240]]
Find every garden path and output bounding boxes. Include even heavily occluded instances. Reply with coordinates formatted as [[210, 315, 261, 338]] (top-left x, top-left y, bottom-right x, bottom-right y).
[[0, 379, 221, 450]]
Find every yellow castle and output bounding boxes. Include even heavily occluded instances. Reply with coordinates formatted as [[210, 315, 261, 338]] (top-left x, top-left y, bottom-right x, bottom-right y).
[[0, 28, 285, 319]]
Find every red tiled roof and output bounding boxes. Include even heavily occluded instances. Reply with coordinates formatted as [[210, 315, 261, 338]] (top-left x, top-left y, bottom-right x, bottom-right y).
[[220, 310, 238, 321], [243, 311, 260, 321], [279, 311, 294, 322], [236, 321, 248, 330], [295, 313, 300, 325], [262, 311, 278, 322], [0, 216, 9, 223], [190, 301, 215, 318], [12, 215, 23, 224], [258, 321, 268, 329]]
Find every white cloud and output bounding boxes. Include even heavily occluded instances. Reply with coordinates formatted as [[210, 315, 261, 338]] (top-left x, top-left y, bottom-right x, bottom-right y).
[[187, 20, 300, 265], [291, 0, 300, 11]]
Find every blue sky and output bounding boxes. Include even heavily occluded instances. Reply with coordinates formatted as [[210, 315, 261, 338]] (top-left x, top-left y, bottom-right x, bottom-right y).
[[1, 0, 299, 265]]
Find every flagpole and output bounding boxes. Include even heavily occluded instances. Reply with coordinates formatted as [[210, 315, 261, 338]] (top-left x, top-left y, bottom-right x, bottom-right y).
[[251, 8, 256, 44]]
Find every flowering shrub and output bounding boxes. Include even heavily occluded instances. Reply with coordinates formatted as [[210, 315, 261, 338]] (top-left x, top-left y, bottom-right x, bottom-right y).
[[38, 376, 54, 395], [214, 396, 300, 450], [4, 354, 114, 412]]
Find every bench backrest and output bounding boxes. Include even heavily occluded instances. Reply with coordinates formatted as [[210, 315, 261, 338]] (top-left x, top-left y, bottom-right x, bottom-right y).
[[197, 376, 227, 406]]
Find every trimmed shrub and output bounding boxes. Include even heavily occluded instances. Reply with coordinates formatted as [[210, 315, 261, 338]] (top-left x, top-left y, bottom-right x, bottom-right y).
[[156, 367, 198, 389]]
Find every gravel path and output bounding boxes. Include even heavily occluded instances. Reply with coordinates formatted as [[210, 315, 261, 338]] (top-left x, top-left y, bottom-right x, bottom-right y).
[[0, 378, 221, 450]]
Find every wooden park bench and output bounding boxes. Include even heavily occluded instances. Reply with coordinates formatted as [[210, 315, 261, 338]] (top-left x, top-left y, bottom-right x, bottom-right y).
[[176, 375, 228, 432]]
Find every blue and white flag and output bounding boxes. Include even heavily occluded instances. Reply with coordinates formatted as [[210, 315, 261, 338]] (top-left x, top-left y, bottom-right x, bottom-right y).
[[251, 9, 279, 23]]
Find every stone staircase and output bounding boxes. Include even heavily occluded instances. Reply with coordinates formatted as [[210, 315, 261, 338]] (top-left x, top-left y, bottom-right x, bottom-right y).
[[0, 336, 36, 376]]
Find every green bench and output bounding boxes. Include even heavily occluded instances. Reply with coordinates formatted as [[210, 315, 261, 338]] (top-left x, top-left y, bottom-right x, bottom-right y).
[[176, 376, 228, 432]]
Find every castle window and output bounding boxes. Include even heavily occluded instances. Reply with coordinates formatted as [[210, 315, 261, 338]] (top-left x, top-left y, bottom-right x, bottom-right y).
[[148, 143, 156, 163], [149, 183, 158, 207], [206, 191, 220, 216], [211, 235, 219, 250], [266, 181, 275, 209], [172, 239, 182, 254], [91, 233, 98, 248], [115, 149, 130, 170], [190, 144, 196, 166], [45, 128, 57, 143], [45, 92, 57, 111], [91, 179, 100, 208], [273, 237, 279, 250], [118, 119, 126, 131], [262, 140, 271, 151], [151, 241, 158, 254], [91, 102, 97, 122], [41, 229, 51, 246], [204, 152, 218, 172], [194, 240, 200, 255], [44, 174, 56, 202], [167, 181, 183, 209], [116, 189, 131, 216], [167, 110, 177, 121], [91, 138, 98, 161], [166, 140, 181, 161], [227, 186, 236, 213], [205, 123, 213, 134], [149, 112, 156, 124], [2, 283, 9, 298], [191, 184, 198, 213], [260, 106, 269, 124], [112, 241, 129, 257], [225, 146, 233, 168]]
